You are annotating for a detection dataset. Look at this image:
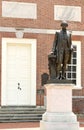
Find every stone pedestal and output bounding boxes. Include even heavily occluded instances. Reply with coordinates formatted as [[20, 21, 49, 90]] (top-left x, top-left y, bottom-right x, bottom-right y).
[[40, 84, 79, 130]]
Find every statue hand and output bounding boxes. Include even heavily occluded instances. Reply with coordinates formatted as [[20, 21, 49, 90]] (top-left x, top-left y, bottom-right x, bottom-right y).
[[71, 45, 76, 52], [50, 51, 54, 55], [71, 47, 75, 52]]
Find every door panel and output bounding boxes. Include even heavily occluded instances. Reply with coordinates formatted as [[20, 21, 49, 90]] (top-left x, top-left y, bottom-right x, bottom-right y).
[[6, 43, 31, 105]]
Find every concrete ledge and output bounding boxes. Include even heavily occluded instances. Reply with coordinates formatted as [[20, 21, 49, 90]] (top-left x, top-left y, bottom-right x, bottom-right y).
[[42, 112, 77, 122], [40, 121, 79, 130]]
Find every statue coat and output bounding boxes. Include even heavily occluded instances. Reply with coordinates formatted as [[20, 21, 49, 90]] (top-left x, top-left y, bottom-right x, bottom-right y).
[[52, 30, 72, 64]]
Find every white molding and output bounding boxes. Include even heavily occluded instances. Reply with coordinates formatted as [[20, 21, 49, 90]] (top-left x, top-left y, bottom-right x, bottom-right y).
[[1, 38, 37, 106], [15, 29, 24, 38], [72, 41, 81, 89], [0, 27, 84, 36], [72, 96, 84, 98], [2, 1, 37, 19], [54, 5, 81, 22]]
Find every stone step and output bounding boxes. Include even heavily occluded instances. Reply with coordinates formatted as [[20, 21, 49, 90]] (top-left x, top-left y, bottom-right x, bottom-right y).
[[0, 119, 41, 123], [0, 107, 45, 111], [0, 116, 42, 123], [0, 106, 45, 123], [0, 111, 45, 114], [0, 116, 42, 120], [1, 105, 36, 108], [0, 113, 42, 117]]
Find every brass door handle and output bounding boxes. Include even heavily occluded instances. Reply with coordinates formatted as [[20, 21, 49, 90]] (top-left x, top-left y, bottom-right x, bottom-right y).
[[18, 83, 21, 90]]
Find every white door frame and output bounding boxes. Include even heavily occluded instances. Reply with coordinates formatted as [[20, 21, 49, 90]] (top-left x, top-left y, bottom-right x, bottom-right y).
[[1, 38, 37, 106]]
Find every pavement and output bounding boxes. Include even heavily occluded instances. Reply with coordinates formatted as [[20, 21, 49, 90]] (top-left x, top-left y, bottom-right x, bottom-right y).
[[0, 127, 40, 130], [1, 128, 84, 130]]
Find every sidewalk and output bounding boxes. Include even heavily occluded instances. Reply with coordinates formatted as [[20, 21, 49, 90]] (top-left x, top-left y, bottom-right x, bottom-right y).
[[1, 127, 84, 130], [0, 128, 39, 130]]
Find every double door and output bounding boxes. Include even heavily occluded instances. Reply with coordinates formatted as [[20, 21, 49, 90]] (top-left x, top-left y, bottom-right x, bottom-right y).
[[6, 43, 31, 105]]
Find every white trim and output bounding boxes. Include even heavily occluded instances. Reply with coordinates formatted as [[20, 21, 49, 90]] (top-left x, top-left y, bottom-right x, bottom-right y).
[[1, 38, 37, 106], [54, 5, 81, 22], [72, 41, 81, 89], [2, 1, 37, 19], [72, 96, 84, 98], [0, 27, 84, 36]]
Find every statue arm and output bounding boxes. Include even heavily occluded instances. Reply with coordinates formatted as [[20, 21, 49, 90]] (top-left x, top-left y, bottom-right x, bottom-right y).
[[70, 34, 74, 51], [69, 34, 74, 52], [70, 34, 72, 48], [68, 32, 72, 49], [51, 32, 58, 54]]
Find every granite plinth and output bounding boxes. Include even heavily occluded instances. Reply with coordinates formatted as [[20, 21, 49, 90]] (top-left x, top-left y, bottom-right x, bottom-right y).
[[40, 120, 79, 130], [40, 84, 79, 130]]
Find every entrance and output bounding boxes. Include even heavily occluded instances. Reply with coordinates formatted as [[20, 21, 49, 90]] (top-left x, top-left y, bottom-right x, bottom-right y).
[[1, 38, 36, 106]]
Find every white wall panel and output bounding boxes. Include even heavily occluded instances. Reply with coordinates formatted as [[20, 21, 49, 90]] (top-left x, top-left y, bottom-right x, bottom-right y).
[[2, 1, 37, 19], [54, 5, 81, 22]]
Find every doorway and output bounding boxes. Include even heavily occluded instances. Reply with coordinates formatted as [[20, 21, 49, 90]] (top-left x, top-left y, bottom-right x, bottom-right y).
[[1, 38, 36, 106]]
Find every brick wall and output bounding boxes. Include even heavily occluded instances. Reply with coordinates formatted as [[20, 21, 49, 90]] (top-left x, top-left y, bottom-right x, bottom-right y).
[[1, 0, 83, 30]]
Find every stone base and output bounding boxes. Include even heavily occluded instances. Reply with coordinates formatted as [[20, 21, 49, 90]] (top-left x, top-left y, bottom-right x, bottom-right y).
[[40, 121, 79, 130], [40, 112, 79, 130], [40, 84, 79, 130]]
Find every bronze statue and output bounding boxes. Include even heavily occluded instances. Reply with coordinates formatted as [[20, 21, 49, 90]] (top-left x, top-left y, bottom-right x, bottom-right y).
[[48, 21, 73, 80]]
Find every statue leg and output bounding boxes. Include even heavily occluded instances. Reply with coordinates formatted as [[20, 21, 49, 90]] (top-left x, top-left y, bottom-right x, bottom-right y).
[[56, 63, 61, 79], [62, 52, 69, 79], [62, 64, 66, 79]]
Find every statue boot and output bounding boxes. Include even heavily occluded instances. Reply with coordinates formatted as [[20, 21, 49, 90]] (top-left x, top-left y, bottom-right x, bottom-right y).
[[56, 70, 60, 79], [62, 69, 66, 79]]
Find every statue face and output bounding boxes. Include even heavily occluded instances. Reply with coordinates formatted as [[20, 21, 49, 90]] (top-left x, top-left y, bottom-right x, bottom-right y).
[[61, 24, 68, 31]]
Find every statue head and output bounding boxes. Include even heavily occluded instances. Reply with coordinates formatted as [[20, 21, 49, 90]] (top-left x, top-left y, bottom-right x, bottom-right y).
[[61, 21, 68, 27]]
